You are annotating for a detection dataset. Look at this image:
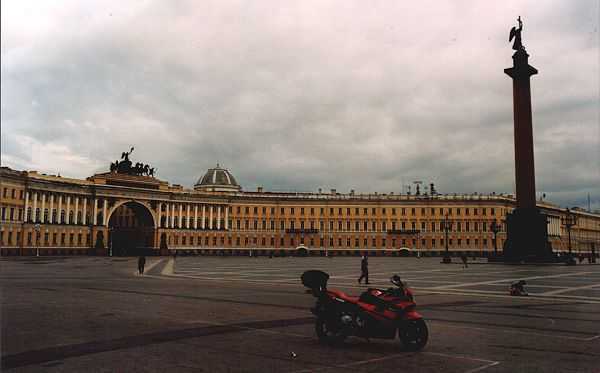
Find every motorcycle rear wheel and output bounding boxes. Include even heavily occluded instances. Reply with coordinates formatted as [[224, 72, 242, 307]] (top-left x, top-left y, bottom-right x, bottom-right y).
[[315, 317, 347, 345], [399, 319, 428, 351]]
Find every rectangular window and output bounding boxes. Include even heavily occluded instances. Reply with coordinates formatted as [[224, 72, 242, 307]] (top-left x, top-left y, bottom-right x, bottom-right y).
[[465, 208, 470, 216], [310, 208, 314, 215], [411, 208, 416, 216], [392, 208, 396, 215], [301, 207, 304, 215], [402, 208, 406, 215], [291, 207, 295, 215], [253, 207, 258, 214], [456, 208, 461, 215]]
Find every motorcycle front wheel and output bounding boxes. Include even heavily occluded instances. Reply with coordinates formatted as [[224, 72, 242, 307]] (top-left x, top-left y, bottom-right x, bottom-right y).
[[399, 319, 428, 351], [315, 317, 347, 345]]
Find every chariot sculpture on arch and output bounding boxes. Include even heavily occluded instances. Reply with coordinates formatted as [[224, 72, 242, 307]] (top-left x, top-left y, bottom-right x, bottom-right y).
[[109, 147, 156, 177]]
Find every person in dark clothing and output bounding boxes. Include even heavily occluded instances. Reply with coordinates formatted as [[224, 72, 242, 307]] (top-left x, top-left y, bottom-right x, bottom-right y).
[[358, 256, 369, 285], [138, 255, 146, 275], [461, 254, 468, 268]]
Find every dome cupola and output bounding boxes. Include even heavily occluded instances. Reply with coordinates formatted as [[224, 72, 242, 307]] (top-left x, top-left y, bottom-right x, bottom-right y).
[[194, 164, 241, 192]]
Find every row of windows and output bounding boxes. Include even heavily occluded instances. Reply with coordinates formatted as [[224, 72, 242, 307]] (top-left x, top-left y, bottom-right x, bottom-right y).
[[167, 233, 499, 249], [158, 215, 504, 233], [0, 231, 90, 246], [230, 205, 502, 217], [1, 188, 23, 200], [24, 207, 96, 225], [0, 207, 23, 221], [229, 219, 502, 233]]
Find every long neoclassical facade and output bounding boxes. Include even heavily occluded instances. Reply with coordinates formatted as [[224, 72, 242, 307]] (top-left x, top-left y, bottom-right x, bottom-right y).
[[1, 163, 599, 257]]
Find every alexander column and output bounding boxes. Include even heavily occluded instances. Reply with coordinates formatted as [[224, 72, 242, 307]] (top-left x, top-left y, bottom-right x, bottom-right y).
[[502, 17, 553, 262]]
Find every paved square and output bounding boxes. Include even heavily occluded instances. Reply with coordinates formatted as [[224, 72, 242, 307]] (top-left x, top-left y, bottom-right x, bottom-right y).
[[1, 256, 599, 372]]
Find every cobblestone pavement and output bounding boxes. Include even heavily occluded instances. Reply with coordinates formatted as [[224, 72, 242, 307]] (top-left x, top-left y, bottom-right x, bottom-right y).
[[1, 256, 599, 372]]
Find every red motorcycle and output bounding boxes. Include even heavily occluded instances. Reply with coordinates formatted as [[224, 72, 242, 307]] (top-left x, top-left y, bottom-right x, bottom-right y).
[[302, 270, 428, 350]]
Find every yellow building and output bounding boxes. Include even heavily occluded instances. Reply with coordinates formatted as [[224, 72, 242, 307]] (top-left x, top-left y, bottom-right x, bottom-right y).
[[1, 164, 599, 257]]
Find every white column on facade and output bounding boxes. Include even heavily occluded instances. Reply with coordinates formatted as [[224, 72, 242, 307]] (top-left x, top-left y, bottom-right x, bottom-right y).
[[82, 198, 87, 225], [171, 204, 176, 228], [66, 196, 71, 225], [157, 202, 162, 228], [194, 205, 198, 229], [217, 206, 221, 229], [165, 203, 170, 228], [178, 204, 183, 228], [209, 206, 213, 229], [32, 192, 38, 222], [58, 195, 63, 223], [102, 199, 108, 226], [225, 206, 229, 229], [40, 194, 46, 223], [24, 192, 30, 222], [93, 198, 98, 225], [186, 204, 191, 229], [74, 197, 79, 224], [49, 194, 55, 223], [202, 205, 206, 229]]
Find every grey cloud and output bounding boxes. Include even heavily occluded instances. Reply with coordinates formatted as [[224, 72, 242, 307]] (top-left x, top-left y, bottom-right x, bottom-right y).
[[1, 0, 598, 210]]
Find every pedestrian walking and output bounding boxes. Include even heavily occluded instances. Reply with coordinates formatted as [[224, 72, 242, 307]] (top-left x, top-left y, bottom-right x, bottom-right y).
[[358, 255, 369, 285], [173, 250, 178, 261], [138, 255, 146, 275], [461, 254, 468, 268]]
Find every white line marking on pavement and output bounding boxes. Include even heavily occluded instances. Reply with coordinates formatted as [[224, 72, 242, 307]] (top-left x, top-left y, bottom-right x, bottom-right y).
[[162, 258, 174, 275], [538, 283, 600, 296], [436, 322, 597, 341], [431, 271, 597, 290]]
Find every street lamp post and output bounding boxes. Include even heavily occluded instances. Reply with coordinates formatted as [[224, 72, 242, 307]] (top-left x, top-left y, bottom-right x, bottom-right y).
[[109, 227, 114, 257], [491, 220, 501, 256], [562, 208, 577, 259], [442, 213, 452, 263], [34, 223, 40, 257]]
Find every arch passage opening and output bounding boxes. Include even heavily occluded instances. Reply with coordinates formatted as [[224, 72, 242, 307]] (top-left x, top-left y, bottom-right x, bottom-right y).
[[108, 202, 155, 256]]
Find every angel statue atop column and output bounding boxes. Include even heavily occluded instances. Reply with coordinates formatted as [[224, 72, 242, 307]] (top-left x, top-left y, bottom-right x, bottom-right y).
[[509, 16, 524, 51]]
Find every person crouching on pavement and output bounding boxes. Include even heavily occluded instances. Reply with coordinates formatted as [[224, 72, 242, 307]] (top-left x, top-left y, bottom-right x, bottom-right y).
[[358, 255, 369, 285]]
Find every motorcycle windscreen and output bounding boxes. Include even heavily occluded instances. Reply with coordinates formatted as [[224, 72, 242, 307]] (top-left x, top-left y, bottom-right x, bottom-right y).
[[301, 270, 330, 290]]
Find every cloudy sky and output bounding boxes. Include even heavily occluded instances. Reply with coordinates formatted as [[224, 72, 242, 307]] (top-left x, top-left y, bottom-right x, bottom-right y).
[[2, 1, 599, 209]]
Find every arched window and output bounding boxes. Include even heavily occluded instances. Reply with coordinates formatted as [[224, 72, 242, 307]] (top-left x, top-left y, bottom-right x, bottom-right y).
[[35, 208, 41, 222], [27, 207, 32, 222], [69, 211, 74, 224], [44, 208, 49, 222], [60, 210, 66, 224], [52, 209, 57, 223], [77, 211, 82, 224]]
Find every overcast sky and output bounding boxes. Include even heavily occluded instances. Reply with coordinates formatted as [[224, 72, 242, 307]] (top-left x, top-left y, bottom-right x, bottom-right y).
[[1, 1, 599, 209]]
